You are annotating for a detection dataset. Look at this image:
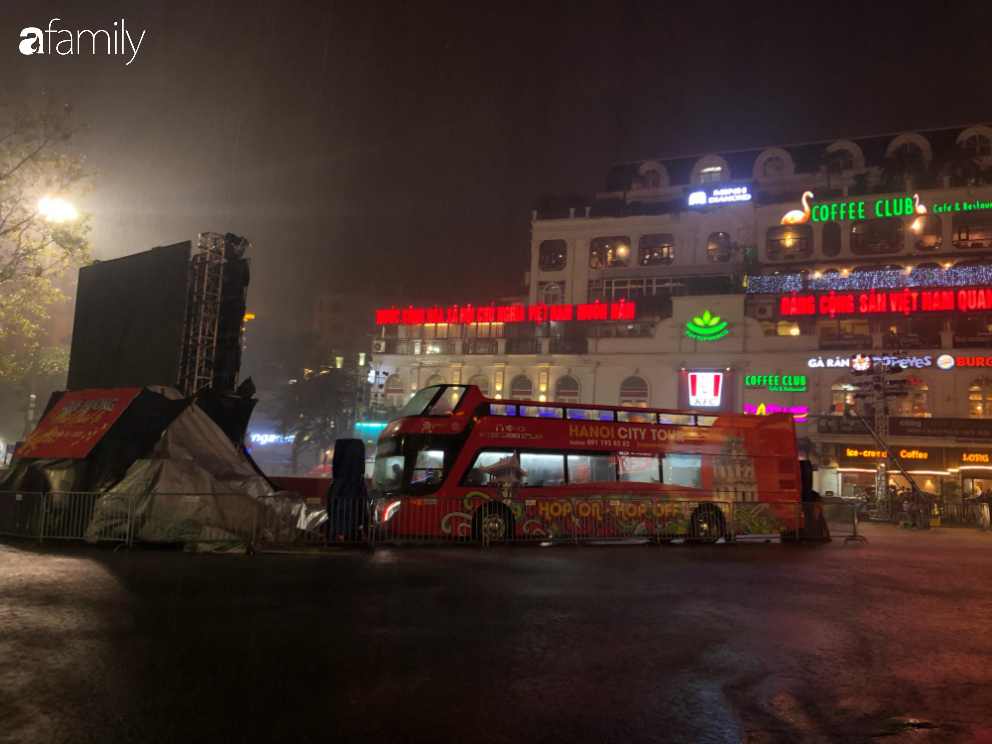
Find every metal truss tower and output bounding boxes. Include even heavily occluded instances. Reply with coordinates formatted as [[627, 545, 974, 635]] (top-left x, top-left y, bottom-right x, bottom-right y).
[[179, 232, 226, 396]]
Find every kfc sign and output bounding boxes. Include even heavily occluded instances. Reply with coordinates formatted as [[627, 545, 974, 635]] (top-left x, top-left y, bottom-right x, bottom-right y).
[[688, 372, 723, 407]]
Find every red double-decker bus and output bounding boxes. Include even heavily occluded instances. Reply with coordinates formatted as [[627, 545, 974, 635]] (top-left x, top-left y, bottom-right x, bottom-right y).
[[372, 385, 802, 541]]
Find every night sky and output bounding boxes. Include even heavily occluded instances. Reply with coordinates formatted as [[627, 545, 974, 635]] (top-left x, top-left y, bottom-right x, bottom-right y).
[[5, 0, 992, 336]]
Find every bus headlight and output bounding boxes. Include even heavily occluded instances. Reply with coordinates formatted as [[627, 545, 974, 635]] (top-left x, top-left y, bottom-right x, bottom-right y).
[[381, 500, 402, 522]]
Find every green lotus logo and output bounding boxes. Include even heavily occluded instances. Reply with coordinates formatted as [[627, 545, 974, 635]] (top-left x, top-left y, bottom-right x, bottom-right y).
[[685, 310, 729, 341]]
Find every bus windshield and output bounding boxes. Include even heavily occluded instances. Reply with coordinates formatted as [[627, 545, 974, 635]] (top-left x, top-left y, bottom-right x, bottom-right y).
[[391, 385, 467, 420]]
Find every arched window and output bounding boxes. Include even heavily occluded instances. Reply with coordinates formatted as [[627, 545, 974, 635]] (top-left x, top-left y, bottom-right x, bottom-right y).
[[895, 378, 930, 418], [851, 218, 904, 255], [707, 232, 733, 263], [639, 234, 675, 266], [822, 222, 842, 257], [700, 166, 722, 183], [831, 149, 855, 171], [539, 282, 564, 305], [762, 156, 785, 177], [425, 373, 445, 387], [384, 374, 405, 408], [830, 379, 856, 414], [895, 141, 922, 158], [468, 374, 490, 396], [952, 211, 992, 249], [510, 375, 533, 401], [969, 377, 992, 418], [766, 224, 812, 260], [963, 134, 992, 157], [555, 375, 580, 403], [913, 214, 942, 251], [590, 236, 632, 269], [539, 240, 567, 271], [641, 169, 662, 188], [619, 376, 649, 407]]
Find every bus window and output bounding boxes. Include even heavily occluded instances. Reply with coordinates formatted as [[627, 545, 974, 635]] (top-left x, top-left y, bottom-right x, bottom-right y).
[[662, 453, 703, 489], [617, 410, 657, 424], [568, 453, 617, 484], [520, 452, 565, 487], [373, 455, 405, 492], [489, 404, 517, 416], [463, 450, 516, 486], [618, 453, 660, 483], [658, 413, 694, 426], [566, 408, 614, 421], [520, 406, 564, 419], [695, 416, 718, 427], [427, 386, 466, 416], [411, 448, 445, 485]]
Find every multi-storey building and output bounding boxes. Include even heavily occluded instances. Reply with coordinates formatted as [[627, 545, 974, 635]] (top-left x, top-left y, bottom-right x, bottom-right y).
[[373, 123, 992, 501]]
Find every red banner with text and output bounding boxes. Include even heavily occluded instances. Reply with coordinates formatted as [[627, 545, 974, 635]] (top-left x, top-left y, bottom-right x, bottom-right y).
[[780, 287, 992, 318], [16, 388, 143, 459]]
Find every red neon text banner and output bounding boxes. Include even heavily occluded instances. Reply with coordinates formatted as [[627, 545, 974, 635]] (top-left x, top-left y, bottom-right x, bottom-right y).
[[780, 288, 992, 318], [375, 301, 636, 325]]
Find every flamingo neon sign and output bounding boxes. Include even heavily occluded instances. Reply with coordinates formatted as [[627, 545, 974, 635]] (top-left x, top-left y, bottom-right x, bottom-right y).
[[780, 192, 926, 225]]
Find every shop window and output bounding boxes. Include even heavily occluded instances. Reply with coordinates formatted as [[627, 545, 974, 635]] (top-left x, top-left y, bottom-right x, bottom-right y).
[[639, 234, 675, 266], [912, 214, 942, 251], [851, 217, 904, 255], [619, 375, 649, 407], [969, 377, 992, 419], [590, 236, 632, 269], [777, 320, 800, 336], [953, 212, 992, 249], [539, 240, 567, 271], [555, 375, 580, 403], [706, 232, 733, 263], [700, 166, 722, 183], [822, 222, 842, 257], [539, 282, 564, 305], [894, 378, 930, 418], [424, 373, 445, 387], [766, 224, 812, 260], [962, 134, 992, 157], [830, 379, 856, 414], [509, 375, 533, 401], [384, 374, 405, 408], [468, 374, 490, 396], [762, 156, 785, 177]]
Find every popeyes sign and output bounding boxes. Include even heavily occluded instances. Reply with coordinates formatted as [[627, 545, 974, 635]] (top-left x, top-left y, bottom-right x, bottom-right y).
[[781, 288, 992, 318]]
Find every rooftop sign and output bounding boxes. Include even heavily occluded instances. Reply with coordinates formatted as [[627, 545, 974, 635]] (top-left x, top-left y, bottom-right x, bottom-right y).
[[375, 301, 636, 326], [688, 185, 752, 207], [780, 288, 992, 317], [780, 191, 926, 224]]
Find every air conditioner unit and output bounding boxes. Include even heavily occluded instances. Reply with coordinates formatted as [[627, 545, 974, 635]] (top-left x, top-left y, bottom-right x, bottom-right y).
[[372, 340, 386, 353], [755, 304, 774, 319]]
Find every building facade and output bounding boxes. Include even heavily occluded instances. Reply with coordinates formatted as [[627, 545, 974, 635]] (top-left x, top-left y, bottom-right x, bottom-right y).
[[373, 123, 992, 501]]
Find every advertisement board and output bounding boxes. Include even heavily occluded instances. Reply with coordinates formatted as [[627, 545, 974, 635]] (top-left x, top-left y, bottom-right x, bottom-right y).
[[16, 389, 142, 459], [677, 370, 736, 413]]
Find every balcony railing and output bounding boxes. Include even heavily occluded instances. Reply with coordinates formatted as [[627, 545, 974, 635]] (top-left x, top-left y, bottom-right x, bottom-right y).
[[382, 339, 455, 355], [818, 334, 872, 351], [506, 338, 541, 354], [463, 338, 498, 355], [549, 337, 587, 354]]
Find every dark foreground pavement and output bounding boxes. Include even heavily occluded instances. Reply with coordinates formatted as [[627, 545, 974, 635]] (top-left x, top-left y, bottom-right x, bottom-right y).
[[2, 526, 992, 744]]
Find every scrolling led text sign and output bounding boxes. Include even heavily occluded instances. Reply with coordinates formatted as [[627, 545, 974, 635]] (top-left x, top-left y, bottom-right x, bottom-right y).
[[781, 288, 992, 317], [376, 301, 636, 326]]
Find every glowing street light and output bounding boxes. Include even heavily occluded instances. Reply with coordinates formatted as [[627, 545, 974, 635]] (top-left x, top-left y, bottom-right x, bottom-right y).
[[37, 196, 77, 223]]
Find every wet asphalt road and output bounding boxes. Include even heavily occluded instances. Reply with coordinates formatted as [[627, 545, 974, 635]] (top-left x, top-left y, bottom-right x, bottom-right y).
[[2, 526, 992, 744]]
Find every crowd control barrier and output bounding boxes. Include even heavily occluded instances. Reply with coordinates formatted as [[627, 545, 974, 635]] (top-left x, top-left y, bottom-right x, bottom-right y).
[[0, 491, 867, 550]]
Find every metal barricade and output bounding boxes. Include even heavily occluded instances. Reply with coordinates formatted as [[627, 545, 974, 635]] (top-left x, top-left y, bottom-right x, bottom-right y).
[[43, 492, 132, 543], [0, 491, 45, 539]]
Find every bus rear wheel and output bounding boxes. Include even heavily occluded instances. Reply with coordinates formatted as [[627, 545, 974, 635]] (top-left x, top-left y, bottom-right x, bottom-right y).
[[474, 503, 514, 544], [691, 506, 725, 543]]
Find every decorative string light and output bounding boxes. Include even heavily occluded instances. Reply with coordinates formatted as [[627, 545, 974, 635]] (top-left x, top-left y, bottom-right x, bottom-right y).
[[745, 266, 992, 294]]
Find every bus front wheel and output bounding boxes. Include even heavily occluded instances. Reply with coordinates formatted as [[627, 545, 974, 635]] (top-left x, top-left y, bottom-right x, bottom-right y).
[[474, 504, 515, 544], [691, 506, 725, 543]]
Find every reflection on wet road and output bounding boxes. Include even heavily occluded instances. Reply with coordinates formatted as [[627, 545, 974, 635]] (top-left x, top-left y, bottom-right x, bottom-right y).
[[2, 525, 992, 743]]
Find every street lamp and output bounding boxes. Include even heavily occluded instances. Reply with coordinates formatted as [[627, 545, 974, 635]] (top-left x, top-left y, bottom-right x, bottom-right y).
[[37, 196, 77, 223]]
